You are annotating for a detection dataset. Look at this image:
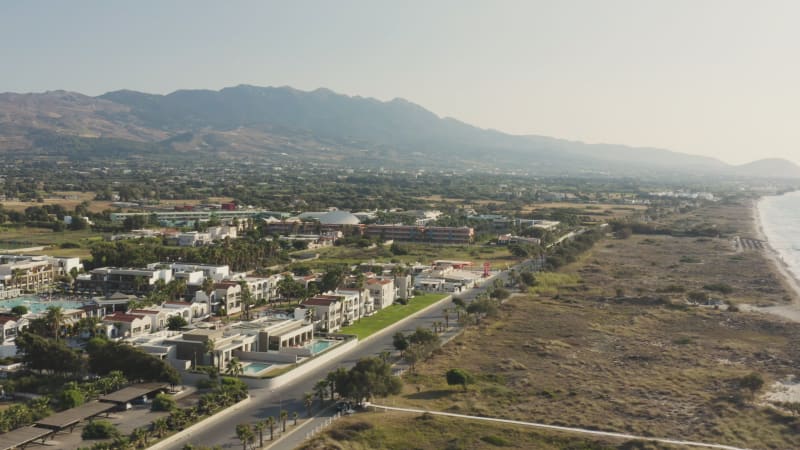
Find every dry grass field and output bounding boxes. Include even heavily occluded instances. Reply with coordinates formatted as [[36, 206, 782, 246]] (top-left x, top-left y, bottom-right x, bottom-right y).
[[1, 192, 233, 213], [311, 201, 800, 450], [299, 412, 672, 450]]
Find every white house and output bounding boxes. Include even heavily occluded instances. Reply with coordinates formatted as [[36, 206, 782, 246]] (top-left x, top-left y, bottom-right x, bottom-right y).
[[366, 278, 396, 310]]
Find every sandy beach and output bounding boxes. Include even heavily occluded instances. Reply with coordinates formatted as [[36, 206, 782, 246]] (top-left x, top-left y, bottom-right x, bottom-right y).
[[749, 198, 800, 321]]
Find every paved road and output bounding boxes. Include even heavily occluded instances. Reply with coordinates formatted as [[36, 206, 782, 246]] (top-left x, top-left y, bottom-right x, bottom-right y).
[[170, 259, 537, 449]]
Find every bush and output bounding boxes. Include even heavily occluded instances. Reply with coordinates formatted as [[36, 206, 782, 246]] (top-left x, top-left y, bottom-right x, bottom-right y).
[[82, 420, 119, 439], [480, 435, 511, 446], [196, 378, 216, 389], [60, 389, 85, 409], [739, 372, 764, 395], [151, 393, 177, 412], [703, 283, 734, 294]]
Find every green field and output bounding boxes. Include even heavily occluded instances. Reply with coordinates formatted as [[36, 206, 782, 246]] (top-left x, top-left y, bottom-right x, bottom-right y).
[[341, 293, 448, 339], [0, 226, 105, 259]]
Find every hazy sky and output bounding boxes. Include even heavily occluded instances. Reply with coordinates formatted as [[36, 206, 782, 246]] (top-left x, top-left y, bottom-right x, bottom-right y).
[[2, 0, 799, 165]]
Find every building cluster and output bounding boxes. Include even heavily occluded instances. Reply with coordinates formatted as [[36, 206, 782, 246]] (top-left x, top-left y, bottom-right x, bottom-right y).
[[0, 255, 84, 298]]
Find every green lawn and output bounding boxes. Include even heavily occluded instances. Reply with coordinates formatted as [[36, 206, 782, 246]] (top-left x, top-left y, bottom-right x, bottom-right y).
[[341, 293, 448, 339]]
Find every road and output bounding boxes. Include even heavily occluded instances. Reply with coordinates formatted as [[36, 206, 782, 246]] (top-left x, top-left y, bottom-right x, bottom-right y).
[[169, 259, 537, 449]]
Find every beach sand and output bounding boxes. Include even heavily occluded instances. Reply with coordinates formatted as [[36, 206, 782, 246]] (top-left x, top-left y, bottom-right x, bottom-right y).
[[749, 199, 800, 321]]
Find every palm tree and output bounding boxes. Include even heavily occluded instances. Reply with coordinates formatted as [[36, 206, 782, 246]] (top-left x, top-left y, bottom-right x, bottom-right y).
[[292, 411, 298, 426], [235, 423, 254, 450], [201, 277, 215, 299], [226, 357, 243, 377], [130, 427, 148, 447], [314, 380, 327, 407], [202, 338, 216, 369], [253, 420, 265, 448], [325, 371, 337, 400], [303, 392, 314, 417], [266, 416, 275, 441], [443, 308, 450, 329], [45, 306, 65, 341], [152, 417, 168, 438], [239, 280, 254, 320], [279, 409, 288, 432]]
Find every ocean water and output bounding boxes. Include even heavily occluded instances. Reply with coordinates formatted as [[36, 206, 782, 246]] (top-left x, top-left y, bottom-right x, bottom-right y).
[[758, 191, 800, 282]]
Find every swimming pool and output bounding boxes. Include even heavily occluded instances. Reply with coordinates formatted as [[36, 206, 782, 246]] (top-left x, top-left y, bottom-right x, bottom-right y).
[[0, 296, 85, 314], [242, 362, 273, 374], [308, 339, 336, 354]]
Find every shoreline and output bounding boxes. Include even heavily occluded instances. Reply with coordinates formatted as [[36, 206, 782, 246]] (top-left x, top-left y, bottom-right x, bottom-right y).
[[749, 197, 800, 320]]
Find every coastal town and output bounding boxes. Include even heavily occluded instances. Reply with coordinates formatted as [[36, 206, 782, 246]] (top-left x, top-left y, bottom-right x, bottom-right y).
[[4, 5, 800, 447]]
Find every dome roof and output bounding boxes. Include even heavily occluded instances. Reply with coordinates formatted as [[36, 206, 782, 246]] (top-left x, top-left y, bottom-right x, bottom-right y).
[[319, 210, 360, 225]]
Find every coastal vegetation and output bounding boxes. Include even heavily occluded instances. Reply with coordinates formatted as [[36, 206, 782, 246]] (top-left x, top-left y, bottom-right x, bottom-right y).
[[312, 200, 800, 449]]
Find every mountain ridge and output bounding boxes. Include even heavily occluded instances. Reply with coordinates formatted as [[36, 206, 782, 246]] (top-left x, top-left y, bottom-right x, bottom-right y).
[[0, 85, 797, 178]]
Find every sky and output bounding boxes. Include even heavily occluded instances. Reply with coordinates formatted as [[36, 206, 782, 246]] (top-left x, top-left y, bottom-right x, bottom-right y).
[[1, 0, 799, 165]]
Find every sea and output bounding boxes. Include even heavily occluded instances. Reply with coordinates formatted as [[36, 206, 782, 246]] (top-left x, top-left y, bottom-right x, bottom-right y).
[[758, 190, 800, 282]]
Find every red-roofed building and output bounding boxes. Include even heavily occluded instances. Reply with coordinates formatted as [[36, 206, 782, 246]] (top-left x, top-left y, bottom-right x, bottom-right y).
[[302, 295, 344, 332]]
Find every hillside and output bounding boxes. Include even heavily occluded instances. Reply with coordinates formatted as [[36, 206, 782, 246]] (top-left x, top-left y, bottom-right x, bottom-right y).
[[0, 85, 797, 178]]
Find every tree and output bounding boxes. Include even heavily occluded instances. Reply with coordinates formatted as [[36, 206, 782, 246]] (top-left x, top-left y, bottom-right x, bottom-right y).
[[253, 420, 265, 448], [83, 420, 120, 439], [10, 305, 27, 316], [266, 416, 275, 441], [16, 332, 85, 375], [44, 306, 65, 341], [130, 427, 149, 448], [239, 280, 254, 320], [201, 277, 215, 300], [151, 393, 177, 412], [226, 358, 243, 377], [86, 338, 180, 384], [235, 423, 254, 450], [167, 315, 188, 330], [279, 410, 288, 432], [392, 332, 409, 352], [303, 392, 314, 417], [60, 388, 85, 408], [446, 368, 472, 391], [152, 417, 169, 438], [739, 372, 765, 398], [320, 265, 346, 292], [332, 357, 402, 405], [292, 411, 298, 425], [314, 380, 327, 407]]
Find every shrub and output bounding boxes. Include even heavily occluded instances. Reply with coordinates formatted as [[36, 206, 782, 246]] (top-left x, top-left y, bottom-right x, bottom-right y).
[[481, 435, 511, 446], [60, 389, 85, 409], [739, 372, 764, 395], [445, 368, 472, 391], [82, 420, 119, 439], [703, 283, 734, 294], [151, 393, 177, 412]]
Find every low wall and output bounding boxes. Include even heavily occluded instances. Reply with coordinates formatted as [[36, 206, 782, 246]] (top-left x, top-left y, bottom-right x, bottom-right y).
[[279, 346, 312, 357], [235, 350, 297, 363], [246, 338, 359, 390], [146, 395, 251, 450]]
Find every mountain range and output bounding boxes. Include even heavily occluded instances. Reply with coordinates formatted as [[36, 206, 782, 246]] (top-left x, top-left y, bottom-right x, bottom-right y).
[[1, 85, 798, 178]]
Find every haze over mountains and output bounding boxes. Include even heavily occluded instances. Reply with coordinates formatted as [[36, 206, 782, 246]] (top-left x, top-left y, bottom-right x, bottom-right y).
[[1, 85, 798, 178]]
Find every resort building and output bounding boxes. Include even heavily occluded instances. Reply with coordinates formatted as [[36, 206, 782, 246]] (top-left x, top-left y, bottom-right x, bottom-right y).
[[76, 267, 173, 296], [0, 255, 82, 293]]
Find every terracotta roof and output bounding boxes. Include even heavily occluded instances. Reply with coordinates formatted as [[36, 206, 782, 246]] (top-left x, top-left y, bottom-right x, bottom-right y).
[[303, 295, 342, 306], [367, 278, 393, 285], [0, 316, 16, 324], [130, 309, 160, 315], [103, 312, 144, 323]]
